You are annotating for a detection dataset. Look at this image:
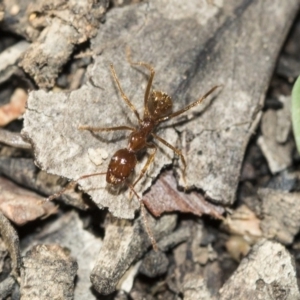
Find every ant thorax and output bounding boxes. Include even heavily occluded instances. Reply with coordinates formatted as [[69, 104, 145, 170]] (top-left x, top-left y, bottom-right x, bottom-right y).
[[128, 118, 155, 153]]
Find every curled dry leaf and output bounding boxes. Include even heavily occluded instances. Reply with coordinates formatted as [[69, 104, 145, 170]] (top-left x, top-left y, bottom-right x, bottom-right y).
[[223, 204, 261, 261], [0, 88, 27, 127], [143, 171, 224, 218], [0, 177, 57, 225], [225, 236, 251, 262], [222, 205, 262, 245]]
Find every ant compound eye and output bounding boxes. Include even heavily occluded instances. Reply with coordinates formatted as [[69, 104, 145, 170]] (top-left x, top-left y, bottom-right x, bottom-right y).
[[148, 91, 172, 119]]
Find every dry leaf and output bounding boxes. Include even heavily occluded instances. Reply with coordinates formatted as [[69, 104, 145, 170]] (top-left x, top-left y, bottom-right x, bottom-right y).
[[143, 171, 224, 218], [0, 177, 57, 225], [223, 205, 262, 244], [0, 88, 27, 126]]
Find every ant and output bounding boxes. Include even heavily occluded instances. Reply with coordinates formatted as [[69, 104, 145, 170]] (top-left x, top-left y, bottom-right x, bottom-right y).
[[47, 48, 220, 250]]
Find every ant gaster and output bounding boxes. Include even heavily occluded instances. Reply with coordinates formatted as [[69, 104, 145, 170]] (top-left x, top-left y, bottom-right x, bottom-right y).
[[47, 48, 220, 250]]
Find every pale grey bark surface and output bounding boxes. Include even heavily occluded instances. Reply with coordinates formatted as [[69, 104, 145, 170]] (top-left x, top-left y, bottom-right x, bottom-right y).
[[219, 240, 300, 300], [21, 211, 101, 300], [0, 212, 20, 277], [20, 244, 78, 300]]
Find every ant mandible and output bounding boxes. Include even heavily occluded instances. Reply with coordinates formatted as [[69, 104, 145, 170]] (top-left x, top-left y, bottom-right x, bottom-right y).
[[47, 48, 220, 250]]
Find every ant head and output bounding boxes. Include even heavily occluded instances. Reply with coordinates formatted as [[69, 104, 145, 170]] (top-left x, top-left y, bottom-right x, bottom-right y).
[[148, 91, 172, 120]]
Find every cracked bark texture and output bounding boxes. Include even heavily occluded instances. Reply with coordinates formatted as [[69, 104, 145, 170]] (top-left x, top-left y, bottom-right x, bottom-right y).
[[20, 211, 101, 300], [219, 240, 300, 300], [20, 244, 78, 300], [0, 212, 20, 277], [22, 0, 300, 219], [90, 213, 177, 294]]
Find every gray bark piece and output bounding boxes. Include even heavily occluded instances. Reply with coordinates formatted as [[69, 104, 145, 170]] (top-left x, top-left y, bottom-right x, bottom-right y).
[[20, 19, 78, 88], [19, 0, 109, 88], [0, 129, 31, 149], [0, 212, 20, 277], [276, 95, 292, 144], [183, 275, 216, 300], [258, 110, 293, 173], [0, 41, 30, 84], [20, 244, 78, 300], [267, 170, 300, 191], [219, 240, 300, 300], [156, 224, 192, 251], [21, 211, 101, 300], [139, 250, 169, 278], [259, 188, 300, 245], [117, 260, 141, 293], [0, 238, 8, 274], [0, 276, 16, 299], [22, 0, 299, 218], [91, 213, 177, 294], [139, 224, 192, 277], [277, 54, 300, 79]]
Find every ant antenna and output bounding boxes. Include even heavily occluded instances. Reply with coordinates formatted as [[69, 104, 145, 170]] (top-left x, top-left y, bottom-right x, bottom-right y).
[[46, 172, 107, 201]]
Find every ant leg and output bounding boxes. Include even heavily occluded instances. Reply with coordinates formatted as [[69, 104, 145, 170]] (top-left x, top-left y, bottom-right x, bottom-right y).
[[78, 125, 135, 132], [46, 172, 106, 201], [156, 85, 221, 123], [127, 183, 158, 251], [128, 143, 156, 201], [132, 143, 157, 188], [126, 47, 155, 114], [110, 64, 142, 123], [152, 133, 187, 187]]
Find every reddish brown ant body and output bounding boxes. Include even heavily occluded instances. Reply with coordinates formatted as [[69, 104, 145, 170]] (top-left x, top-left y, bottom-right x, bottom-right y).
[[47, 49, 220, 249]]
